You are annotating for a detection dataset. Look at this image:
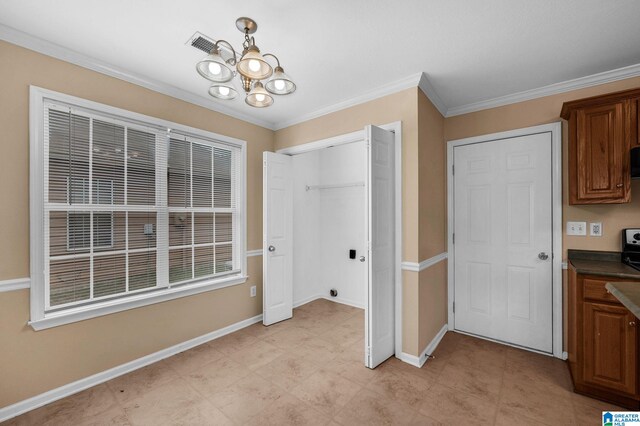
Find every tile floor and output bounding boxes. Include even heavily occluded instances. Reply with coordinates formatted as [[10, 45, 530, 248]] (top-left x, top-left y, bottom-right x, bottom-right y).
[[5, 299, 624, 425]]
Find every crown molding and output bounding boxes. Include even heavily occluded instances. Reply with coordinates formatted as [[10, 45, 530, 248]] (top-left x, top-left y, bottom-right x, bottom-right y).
[[273, 73, 423, 130], [446, 62, 640, 117], [0, 24, 276, 130], [417, 73, 448, 117], [5, 22, 640, 130]]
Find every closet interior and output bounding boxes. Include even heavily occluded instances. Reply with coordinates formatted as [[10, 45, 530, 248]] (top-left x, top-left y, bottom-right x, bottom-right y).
[[291, 141, 367, 308]]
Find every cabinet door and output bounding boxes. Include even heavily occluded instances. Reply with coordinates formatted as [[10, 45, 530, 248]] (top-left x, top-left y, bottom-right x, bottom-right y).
[[583, 302, 637, 395], [571, 101, 630, 203]]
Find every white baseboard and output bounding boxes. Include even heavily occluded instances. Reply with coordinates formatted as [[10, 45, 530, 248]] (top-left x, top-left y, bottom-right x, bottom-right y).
[[397, 324, 448, 368], [320, 295, 364, 309], [293, 294, 323, 309], [0, 313, 263, 423], [293, 294, 365, 310], [396, 352, 422, 367]]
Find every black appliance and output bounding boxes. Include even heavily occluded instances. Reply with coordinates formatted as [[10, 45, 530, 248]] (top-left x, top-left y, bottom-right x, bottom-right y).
[[632, 147, 640, 179], [622, 228, 640, 272]]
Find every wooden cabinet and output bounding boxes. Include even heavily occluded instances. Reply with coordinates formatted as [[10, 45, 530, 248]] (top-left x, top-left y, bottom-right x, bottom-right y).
[[568, 267, 640, 408], [631, 97, 640, 148], [583, 302, 636, 395], [561, 88, 640, 205]]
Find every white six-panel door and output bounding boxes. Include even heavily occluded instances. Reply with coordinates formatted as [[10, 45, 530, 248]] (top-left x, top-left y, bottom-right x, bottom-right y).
[[453, 132, 553, 353], [263, 152, 293, 326], [366, 125, 396, 368]]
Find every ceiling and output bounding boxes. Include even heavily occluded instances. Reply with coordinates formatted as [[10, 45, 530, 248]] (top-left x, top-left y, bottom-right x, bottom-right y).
[[2, 0, 640, 129]]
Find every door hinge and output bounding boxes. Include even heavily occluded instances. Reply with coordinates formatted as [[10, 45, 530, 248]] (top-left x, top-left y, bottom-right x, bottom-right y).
[[366, 346, 371, 357], [453, 301, 455, 313], [452, 164, 455, 175], [452, 233, 455, 244]]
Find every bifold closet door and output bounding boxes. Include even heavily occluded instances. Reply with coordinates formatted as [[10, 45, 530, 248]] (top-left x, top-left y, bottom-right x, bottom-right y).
[[365, 124, 396, 369], [263, 152, 293, 325]]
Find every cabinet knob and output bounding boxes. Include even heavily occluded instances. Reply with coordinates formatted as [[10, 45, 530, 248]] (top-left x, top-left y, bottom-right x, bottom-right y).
[[617, 183, 624, 188], [630, 321, 636, 327]]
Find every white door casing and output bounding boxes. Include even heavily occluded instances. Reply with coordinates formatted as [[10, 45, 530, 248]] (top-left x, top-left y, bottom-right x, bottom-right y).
[[452, 131, 554, 353], [263, 152, 293, 326], [366, 124, 396, 368]]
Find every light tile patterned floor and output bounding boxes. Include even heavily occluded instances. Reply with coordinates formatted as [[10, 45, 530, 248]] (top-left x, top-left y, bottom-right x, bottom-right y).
[[5, 299, 624, 425]]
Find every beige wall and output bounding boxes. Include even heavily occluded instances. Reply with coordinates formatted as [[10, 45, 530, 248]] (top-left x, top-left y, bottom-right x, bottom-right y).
[[417, 91, 448, 353], [419, 260, 448, 352], [444, 75, 640, 257], [0, 41, 274, 407], [418, 91, 446, 260]]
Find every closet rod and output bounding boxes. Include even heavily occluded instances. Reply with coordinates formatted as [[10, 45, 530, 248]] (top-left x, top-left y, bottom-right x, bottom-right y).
[[305, 181, 365, 191]]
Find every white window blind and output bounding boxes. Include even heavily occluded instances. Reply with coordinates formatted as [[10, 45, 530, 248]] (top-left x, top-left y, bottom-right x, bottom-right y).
[[167, 135, 239, 285], [45, 105, 162, 309], [31, 88, 246, 329]]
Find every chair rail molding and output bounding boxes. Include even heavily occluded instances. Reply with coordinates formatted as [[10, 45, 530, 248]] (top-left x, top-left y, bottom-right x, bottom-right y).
[[401, 252, 448, 272], [0, 277, 31, 293]]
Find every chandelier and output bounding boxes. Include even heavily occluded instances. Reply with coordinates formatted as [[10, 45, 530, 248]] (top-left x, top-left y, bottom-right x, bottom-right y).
[[195, 17, 296, 108]]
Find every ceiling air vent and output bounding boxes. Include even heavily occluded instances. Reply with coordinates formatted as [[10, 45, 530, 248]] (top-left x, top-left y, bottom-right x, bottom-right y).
[[186, 31, 236, 58], [190, 33, 215, 54]]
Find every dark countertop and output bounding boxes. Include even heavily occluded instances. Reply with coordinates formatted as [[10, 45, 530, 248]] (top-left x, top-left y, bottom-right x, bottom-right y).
[[605, 282, 640, 319], [568, 249, 640, 280]]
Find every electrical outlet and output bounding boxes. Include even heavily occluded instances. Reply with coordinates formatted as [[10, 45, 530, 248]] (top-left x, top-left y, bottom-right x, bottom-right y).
[[250, 285, 256, 297], [566, 221, 587, 236], [590, 222, 603, 237]]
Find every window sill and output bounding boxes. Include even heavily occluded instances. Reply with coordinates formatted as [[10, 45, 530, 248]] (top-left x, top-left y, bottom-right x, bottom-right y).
[[29, 275, 248, 330]]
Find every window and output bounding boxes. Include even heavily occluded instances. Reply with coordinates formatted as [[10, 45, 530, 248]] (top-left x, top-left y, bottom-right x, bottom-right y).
[[67, 178, 114, 251], [30, 87, 246, 329]]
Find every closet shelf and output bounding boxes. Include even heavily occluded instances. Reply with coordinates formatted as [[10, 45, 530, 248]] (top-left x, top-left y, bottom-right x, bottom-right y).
[[305, 181, 365, 191]]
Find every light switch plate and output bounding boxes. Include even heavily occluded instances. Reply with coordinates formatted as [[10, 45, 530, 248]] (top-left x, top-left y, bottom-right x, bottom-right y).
[[566, 221, 587, 236], [590, 222, 603, 237], [250, 286, 256, 297]]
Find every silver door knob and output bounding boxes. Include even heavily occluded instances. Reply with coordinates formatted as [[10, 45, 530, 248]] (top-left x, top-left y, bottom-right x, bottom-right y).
[[268, 245, 276, 252], [359, 256, 366, 262], [630, 321, 636, 327], [538, 252, 549, 260]]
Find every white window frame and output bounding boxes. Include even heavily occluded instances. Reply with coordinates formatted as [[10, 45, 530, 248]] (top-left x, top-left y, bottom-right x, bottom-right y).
[[29, 86, 247, 330]]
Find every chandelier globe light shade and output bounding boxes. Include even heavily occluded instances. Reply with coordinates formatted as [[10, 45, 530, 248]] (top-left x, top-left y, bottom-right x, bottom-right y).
[[237, 45, 273, 80], [208, 82, 238, 100], [195, 47, 234, 83], [245, 81, 273, 107], [194, 17, 295, 108], [265, 66, 296, 95]]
